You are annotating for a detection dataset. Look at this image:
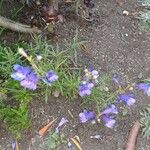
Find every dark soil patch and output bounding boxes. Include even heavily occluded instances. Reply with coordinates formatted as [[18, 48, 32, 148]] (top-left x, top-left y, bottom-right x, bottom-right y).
[[0, 0, 150, 150]]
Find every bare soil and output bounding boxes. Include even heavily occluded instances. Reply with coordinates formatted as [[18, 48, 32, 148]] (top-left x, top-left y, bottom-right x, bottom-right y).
[[0, 0, 150, 150]]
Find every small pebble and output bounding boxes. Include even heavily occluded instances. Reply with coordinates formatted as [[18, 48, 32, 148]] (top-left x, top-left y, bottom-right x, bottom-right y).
[[36, 55, 43, 61], [129, 87, 134, 91], [90, 134, 102, 139], [67, 139, 72, 148], [91, 120, 96, 124], [123, 10, 129, 16]]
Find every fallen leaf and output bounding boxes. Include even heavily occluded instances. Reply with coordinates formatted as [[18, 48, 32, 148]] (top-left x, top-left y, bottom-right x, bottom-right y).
[[71, 137, 82, 150], [38, 118, 57, 137]]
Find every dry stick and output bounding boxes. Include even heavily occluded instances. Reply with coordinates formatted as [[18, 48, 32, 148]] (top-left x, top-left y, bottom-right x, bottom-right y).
[[0, 16, 42, 33], [125, 121, 141, 150], [15, 141, 19, 150]]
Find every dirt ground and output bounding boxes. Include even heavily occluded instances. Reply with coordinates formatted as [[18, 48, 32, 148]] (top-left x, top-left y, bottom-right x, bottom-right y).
[[0, 0, 150, 150]]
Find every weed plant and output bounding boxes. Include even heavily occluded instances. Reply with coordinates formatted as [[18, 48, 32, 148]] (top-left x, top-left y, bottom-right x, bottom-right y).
[[33, 131, 67, 150], [82, 74, 115, 112], [140, 105, 150, 139], [24, 35, 82, 100], [138, 10, 150, 30], [139, 77, 150, 138], [0, 80, 33, 138], [0, 35, 82, 138], [138, 0, 150, 7], [0, 103, 30, 139], [137, 0, 150, 30], [0, 34, 121, 139]]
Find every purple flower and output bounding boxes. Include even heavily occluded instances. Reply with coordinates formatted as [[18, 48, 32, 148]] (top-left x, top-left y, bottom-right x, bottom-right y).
[[86, 66, 94, 72], [78, 82, 94, 97], [55, 117, 68, 133], [11, 64, 38, 90], [85, 67, 99, 80], [101, 104, 119, 115], [20, 72, 38, 90], [11, 64, 32, 81], [42, 70, 58, 85], [11, 141, 16, 150], [136, 83, 150, 96], [79, 109, 96, 123], [101, 115, 116, 128], [117, 93, 136, 106], [91, 70, 99, 76]]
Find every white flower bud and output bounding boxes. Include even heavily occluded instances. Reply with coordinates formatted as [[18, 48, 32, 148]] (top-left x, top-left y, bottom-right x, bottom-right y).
[[18, 48, 28, 58]]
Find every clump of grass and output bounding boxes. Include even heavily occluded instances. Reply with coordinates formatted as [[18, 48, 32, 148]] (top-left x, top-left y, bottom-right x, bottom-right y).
[[140, 105, 150, 139], [0, 34, 82, 138], [1, 79, 34, 103], [22, 35, 82, 100], [0, 100, 30, 139], [0, 79, 33, 138]]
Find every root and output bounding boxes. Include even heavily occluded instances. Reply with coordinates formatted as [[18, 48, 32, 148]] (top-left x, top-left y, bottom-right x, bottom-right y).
[[125, 121, 140, 150], [0, 16, 42, 34]]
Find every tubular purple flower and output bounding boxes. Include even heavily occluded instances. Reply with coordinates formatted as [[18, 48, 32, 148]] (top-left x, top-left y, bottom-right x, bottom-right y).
[[78, 82, 94, 97], [20, 72, 38, 90], [11, 141, 16, 150], [136, 83, 150, 96], [11, 64, 32, 81], [79, 110, 96, 123], [101, 115, 116, 128], [42, 70, 58, 85], [55, 117, 68, 133], [117, 93, 136, 106], [86, 66, 94, 72], [101, 104, 119, 115]]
